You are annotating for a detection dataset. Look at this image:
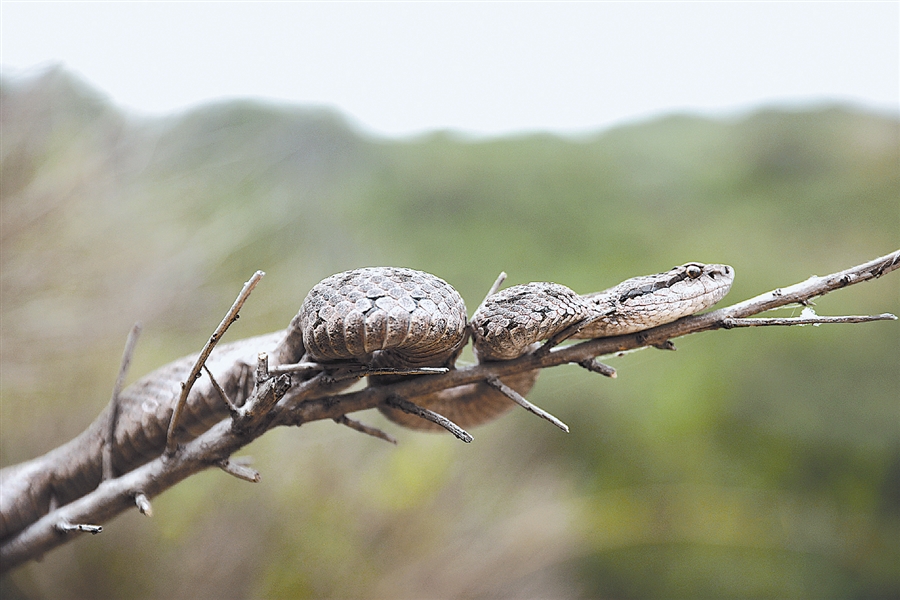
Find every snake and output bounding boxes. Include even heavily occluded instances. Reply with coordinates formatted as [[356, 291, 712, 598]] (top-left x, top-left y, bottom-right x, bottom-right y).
[[0, 263, 733, 543]]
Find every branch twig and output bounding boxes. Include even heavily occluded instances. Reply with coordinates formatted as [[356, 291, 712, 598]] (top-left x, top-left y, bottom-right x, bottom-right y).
[[165, 271, 265, 453], [1, 378, 290, 571], [484, 375, 569, 432], [103, 323, 142, 480], [334, 415, 398, 445], [218, 458, 261, 483], [384, 396, 474, 443], [203, 364, 239, 416], [722, 314, 897, 328], [55, 522, 102, 535], [133, 493, 152, 517]]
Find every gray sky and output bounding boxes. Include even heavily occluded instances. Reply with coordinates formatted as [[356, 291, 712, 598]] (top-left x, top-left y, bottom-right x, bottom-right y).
[[2, 2, 897, 137]]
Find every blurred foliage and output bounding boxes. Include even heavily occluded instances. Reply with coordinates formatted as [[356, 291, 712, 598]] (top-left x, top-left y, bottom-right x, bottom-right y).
[[1, 66, 898, 599]]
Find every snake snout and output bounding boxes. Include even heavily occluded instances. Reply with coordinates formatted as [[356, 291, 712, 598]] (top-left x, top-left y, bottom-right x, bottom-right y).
[[704, 263, 735, 285], [715, 265, 733, 277]]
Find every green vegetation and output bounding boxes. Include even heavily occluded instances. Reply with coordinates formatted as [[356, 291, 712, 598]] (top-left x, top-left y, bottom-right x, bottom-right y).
[[2, 67, 898, 599]]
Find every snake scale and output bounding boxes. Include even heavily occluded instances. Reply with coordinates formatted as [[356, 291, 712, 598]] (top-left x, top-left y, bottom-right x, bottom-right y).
[[0, 263, 733, 542]]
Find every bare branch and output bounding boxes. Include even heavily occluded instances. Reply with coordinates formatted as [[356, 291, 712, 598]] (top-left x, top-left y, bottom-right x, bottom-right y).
[[709, 250, 899, 321], [334, 415, 398, 445], [55, 522, 102, 535], [203, 364, 239, 416], [269, 361, 324, 376], [2, 388, 278, 570], [328, 366, 449, 383], [477, 271, 507, 314], [103, 323, 142, 480], [723, 314, 896, 328], [133, 493, 152, 517], [384, 396, 474, 443], [577, 358, 617, 378], [218, 458, 261, 483], [233, 375, 292, 433], [166, 271, 265, 453], [484, 375, 569, 432], [256, 352, 270, 384]]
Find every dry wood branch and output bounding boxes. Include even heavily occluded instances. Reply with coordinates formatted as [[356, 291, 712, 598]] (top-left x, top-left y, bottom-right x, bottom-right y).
[[55, 522, 102, 535], [133, 493, 152, 517], [103, 323, 142, 480], [1, 250, 897, 573], [269, 361, 323, 376], [2, 380, 287, 571], [233, 375, 291, 433], [477, 271, 508, 314], [334, 415, 398, 445], [333, 366, 449, 381], [256, 352, 270, 384], [578, 358, 617, 378], [484, 375, 569, 432], [218, 458, 261, 483], [723, 314, 897, 327], [165, 270, 265, 453], [384, 396, 474, 443], [204, 364, 239, 416]]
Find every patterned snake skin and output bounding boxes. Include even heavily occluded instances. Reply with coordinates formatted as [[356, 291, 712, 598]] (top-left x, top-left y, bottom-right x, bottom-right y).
[[298, 263, 734, 430], [0, 263, 733, 542]]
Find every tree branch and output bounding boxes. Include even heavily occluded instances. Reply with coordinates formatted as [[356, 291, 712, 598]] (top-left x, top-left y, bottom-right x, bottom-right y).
[[165, 271, 264, 453], [722, 314, 896, 327], [1, 379, 289, 570], [1, 250, 897, 572], [103, 323, 142, 480]]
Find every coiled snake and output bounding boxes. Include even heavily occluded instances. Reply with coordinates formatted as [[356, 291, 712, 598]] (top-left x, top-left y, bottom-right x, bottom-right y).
[[284, 263, 733, 430], [0, 263, 733, 542]]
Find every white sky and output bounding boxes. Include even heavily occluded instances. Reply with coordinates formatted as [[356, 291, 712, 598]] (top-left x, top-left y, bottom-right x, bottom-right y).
[[1, 2, 898, 137]]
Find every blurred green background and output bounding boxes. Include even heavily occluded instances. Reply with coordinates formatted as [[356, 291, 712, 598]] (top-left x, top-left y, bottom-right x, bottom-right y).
[[1, 68, 898, 599]]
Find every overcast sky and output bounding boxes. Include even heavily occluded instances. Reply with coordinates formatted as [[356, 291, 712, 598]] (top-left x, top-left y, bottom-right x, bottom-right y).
[[2, 2, 897, 137]]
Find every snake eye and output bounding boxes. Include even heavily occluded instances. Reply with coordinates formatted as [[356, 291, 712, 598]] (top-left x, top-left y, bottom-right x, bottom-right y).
[[686, 264, 702, 279]]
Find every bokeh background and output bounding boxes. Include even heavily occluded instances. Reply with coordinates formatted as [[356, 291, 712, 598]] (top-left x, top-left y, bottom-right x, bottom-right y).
[[2, 4, 899, 599]]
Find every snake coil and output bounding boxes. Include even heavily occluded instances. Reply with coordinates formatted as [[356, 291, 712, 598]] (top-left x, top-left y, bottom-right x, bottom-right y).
[[294, 263, 734, 430], [0, 262, 733, 543]]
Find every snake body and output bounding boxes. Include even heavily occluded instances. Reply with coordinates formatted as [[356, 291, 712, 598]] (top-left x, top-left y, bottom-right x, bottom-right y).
[[296, 263, 733, 430], [295, 267, 468, 368], [0, 263, 733, 542], [471, 263, 735, 359]]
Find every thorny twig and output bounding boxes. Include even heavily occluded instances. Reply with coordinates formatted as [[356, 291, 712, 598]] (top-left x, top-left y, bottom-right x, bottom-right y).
[[1, 250, 897, 572]]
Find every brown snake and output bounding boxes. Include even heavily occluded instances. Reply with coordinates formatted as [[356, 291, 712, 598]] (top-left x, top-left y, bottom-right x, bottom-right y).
[[0, 263, 733, 542]]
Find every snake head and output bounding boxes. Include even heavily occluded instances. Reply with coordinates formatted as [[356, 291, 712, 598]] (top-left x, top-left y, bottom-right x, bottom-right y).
[[685, 262, 734, 299], [580, 262, 735, 337]]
